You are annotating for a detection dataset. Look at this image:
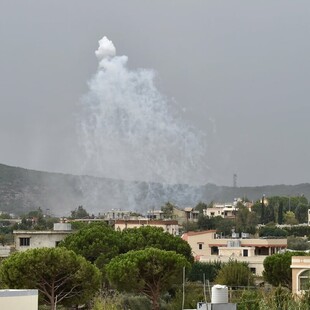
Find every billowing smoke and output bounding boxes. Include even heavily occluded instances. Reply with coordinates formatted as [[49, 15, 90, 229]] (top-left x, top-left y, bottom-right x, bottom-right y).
[[78, 36, 209, 210]]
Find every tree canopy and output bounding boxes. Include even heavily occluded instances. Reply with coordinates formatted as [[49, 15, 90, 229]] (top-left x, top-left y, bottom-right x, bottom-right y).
[[120, 226, 194, 263], [70, 205, 90, 219], [214, 260, 254, 287], [60, 222, 120, 267], [0, 247, 101, 310], [263, 251, 308, 289], [106, 247, 190, 310], [61, 224, 194, 267]]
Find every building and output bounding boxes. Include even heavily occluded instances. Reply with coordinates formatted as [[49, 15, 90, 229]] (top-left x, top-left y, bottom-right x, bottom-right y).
[[13, 223, 72, 252], [291, 256, 310, 295], [147, 206, 199, 224], [0, 290, 38, 310], [102, 210, 132, 220], [114, 219, 179, 235], [203, 200, 253, 219], [182, 230, 287, 275]]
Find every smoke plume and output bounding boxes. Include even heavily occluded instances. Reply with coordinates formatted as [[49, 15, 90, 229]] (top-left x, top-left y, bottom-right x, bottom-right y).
[[78, 36, 209, 210]]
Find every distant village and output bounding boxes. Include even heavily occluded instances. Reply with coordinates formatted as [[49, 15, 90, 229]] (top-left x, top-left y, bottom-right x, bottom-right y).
[[1, 195, 310, 302]]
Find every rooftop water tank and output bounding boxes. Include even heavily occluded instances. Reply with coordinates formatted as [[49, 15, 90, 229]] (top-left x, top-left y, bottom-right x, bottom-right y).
[[211, 285, 228, 304]]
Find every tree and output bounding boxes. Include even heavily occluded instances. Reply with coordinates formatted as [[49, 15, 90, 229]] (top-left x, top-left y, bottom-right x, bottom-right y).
[[295, 203, 309, 224], [106, 247, 190, 310], [287, 236, 310, 251], [187, 261, 222, 282], [278, 201, 284, 224], [120, 226, 194, 263], [0, 247, 101, 310], [60, 222, 120, 268], [284, 211, 298, 225], [214, 260, 254, 287], [161, 202, 175, 219], [259, 225, 288, 237], [263, 251, 308, 289], [235, 205, 258, 234], [70, 205, 90, 219], [195, 202, 208, 214]]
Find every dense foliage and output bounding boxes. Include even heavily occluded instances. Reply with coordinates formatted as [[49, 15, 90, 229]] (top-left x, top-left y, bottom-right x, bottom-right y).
[[215, 260, 254, 287], [263, 251, 309, 288], [106, 247, 190, 310], [0, 247, 101, 309], [61, 223, 193, 266], [187, 261, 222, 282]]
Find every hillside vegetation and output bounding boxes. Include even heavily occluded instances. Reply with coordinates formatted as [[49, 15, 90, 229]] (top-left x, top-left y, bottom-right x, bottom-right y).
[[1, 163, 310, 216]]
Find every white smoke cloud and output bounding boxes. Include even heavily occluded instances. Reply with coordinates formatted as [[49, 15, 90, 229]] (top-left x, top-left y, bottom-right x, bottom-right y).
[[78, 36, 209, 186], [95, 36, 116, 61]]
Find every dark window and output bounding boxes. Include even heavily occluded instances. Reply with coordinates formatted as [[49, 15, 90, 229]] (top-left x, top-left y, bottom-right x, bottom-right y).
[[19, 237, 30, 246], [55, 241, 61, 247], [198, 243, 203, 250], [250, 268, 256, 274], [211, 246, 219, 255], [243, 249, 248, 257]]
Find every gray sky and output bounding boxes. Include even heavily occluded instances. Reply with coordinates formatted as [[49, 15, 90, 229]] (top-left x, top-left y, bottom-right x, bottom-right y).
[[0, 0, 309, 187]]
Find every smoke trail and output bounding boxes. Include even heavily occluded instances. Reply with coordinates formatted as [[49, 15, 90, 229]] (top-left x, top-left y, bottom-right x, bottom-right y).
[[78, 36, 209, 188]]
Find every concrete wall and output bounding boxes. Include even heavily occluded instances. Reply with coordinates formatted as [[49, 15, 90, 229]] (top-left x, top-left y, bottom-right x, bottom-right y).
[[0, 290, 38, 310], [13, 231, 71, 252]]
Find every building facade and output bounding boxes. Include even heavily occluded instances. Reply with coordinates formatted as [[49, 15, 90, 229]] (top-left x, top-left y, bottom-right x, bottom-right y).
[[182, 230, 287, 275], [13, 223, 72, 252], [291, 256, 310, 295]]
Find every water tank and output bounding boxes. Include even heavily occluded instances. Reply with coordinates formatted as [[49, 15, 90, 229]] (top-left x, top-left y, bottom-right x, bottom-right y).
[[211, 285, 228, 304]]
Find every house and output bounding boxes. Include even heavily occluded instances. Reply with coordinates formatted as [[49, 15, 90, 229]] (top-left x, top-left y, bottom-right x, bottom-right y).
[[182, 230, 287, 275], [291, 256, 310, 295], [203, 199, 253, 219], [13, 223, 72, 252], [114, 219, 179, 235], [147, 206, 199, 225]]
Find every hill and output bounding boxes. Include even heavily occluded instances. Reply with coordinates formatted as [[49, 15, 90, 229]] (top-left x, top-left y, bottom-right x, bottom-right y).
[[0, 163, 309, 216]]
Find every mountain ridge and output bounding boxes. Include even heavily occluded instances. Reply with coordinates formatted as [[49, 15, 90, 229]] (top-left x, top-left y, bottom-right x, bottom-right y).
[[1, 163, 309, 216]]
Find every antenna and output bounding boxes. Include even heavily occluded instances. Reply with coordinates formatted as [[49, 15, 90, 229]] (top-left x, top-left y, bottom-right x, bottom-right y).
[[233, 173, 237, 188]]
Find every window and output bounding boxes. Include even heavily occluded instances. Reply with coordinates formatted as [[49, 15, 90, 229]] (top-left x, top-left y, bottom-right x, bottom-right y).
[[243, 249, 248, 257], [19, 237, 30, 246], [250, 268, 256, 274], [299, 270, 310, 291], [211, 246, 219, 255], [198, 243, 203, 250]]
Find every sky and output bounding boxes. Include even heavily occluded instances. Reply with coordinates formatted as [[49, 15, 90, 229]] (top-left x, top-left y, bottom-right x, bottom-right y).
[[0, 0, 309, 187]]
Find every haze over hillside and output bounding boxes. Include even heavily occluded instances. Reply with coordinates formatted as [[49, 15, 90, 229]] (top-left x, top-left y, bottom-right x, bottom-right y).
[[0, 163, 309, 216]]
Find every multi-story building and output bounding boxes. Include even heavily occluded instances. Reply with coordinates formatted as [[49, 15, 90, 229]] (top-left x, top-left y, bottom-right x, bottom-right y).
[[203, 200, 253, 219], [182, 230, 287, 275]]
